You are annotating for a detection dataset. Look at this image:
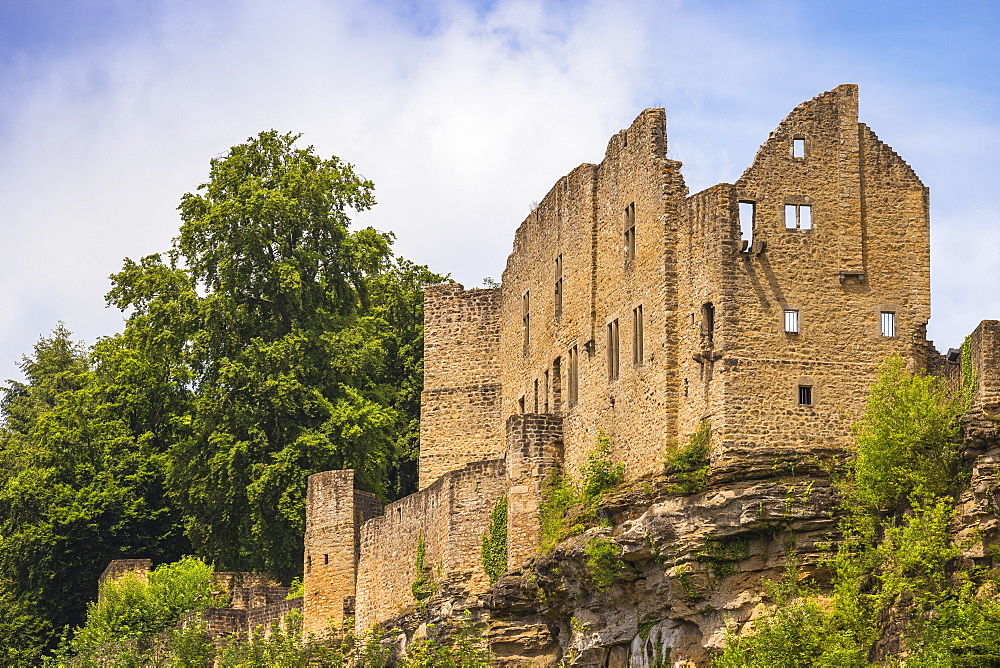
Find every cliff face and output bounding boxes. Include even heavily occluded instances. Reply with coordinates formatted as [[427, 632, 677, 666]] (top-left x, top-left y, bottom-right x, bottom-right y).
[[373, 406, 1000, 667]]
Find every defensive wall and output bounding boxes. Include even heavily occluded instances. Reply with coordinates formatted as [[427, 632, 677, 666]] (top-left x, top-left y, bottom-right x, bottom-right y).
[[301, 85, 995, 637]]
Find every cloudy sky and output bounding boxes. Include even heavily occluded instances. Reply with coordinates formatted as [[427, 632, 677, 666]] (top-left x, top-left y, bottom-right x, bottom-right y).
[[0, 0, 997, 382]]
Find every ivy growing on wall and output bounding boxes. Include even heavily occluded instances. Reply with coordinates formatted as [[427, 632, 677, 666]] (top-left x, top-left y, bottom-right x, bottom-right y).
[[411, 532, 434, 602], [481, 498, 508, 584], [664, 419, 711, 494]]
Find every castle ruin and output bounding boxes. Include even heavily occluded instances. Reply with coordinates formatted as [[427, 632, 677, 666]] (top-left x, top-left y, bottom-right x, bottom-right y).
[[301, 85, 997, 650]]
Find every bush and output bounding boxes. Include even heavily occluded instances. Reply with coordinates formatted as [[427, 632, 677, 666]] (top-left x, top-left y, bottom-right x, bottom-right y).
[[851, 357, 962, 511], [581, 431, 624, 502], [584, 537, 623, 591], [69, 556, 222, 653], [665, 420, 711, 494]]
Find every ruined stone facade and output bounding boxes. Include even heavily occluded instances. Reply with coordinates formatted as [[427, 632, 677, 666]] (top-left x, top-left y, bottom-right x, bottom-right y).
[[301, 85, 984, 658]]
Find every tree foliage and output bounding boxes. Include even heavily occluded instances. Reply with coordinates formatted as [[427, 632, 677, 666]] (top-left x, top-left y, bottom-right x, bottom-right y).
[[0, 132, 443, 658]]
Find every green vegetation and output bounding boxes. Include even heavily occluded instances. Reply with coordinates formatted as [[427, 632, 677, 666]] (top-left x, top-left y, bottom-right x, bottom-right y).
[[539, 432, 624, 551], [51, 558, 491, 666], [481, 498, 508, 583], [412, 531, 435, 601], [715, 358, 1000, 666], [698, 537, 750, 579], [584, 537, 624, 591], [665, 420, 711, 494], [69, 557, 224, 655], [0, 132, 442, 661]]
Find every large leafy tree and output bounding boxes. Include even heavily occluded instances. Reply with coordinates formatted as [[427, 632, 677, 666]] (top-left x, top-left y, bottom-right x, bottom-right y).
[[108, 131, 443, 580], [0, 326, 189, 661]]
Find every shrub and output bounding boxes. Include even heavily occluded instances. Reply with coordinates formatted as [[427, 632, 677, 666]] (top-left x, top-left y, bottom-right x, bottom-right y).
[[581, 431, 624, 502], [851, 357, 962, 511], [665, 420, 711, 494], [412, 532, 435, 601], [585, 537, 624, 591]]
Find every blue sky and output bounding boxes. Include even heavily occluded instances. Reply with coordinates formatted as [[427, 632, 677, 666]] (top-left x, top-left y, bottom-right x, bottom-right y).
[[0, 0, 997, 381]]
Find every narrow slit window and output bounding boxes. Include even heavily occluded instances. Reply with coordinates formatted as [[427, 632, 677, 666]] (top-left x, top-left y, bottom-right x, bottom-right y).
[[568, 346, 579, 407], [552, 357, 562, 412], [785, 203, 813, 230], [518, 396, 525, 414], [543, 370, 550, 413], [632, 305, 644, 365], [798, 385, 812, 405], [522, 291, 530, 354], [702, 302, 715, 343], [881, 312, 896, 337], [624, 202, 636, 262], [792, 137, 806, 158], [554, 255, 563, 319], [324, 554, 329, 565], [533, 379, 539, 413], [607, 319, 620, 381], [738, 201, 755, 245], [784, 309, 799, 334]]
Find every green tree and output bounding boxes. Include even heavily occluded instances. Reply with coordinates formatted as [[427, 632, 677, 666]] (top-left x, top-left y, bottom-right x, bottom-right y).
[[0, 326, 189, 661], [108, 131, 444, 581]]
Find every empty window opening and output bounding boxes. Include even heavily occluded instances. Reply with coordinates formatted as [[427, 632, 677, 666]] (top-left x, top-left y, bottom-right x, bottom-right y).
[[738, 201, 755, 245], [522, 291, 530, 354], [607, 319, 620, 381], [784, 309, 799, 334], [568, 346, 579, 407], [702, 302, 715, 343], [798, 385, 813, 405], [307, 554, 312, 572], [554, 255, 563, 319], [552, 357, 563, 412], [324, 554, 329, 565], [397, 507, 402, 521], [543, 370, 550, 413], [632, 305, 644, 365], [518, 396, 525, 414], [792, 137, 806, 158], [533, 379, 539, 413], [624, 202, 636, 262], [785, 203, 813, 230], [881, 312, 896, 337]]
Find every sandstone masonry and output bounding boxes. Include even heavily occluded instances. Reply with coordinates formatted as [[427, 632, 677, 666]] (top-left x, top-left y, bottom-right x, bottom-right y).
[[301, 85, 995, 659]]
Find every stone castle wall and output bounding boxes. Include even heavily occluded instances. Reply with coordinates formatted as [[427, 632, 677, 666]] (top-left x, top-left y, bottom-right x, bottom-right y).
[[302, 470, 381, 635], [300, 85, 973, 638], [498, 109, 688, 481], [969, 320, 1000, 411], [354, 459, 508, 631], [420, 284, 504, 489]]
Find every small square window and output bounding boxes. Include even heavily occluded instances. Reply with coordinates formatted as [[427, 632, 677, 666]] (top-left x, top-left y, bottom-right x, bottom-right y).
[[784, 310, 799, 334], [881, 312, 896, 337], [785, 203, 812, 230], [798, 385, 812, 405]]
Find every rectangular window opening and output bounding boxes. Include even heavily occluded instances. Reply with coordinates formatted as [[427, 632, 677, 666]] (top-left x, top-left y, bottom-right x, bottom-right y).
[[533, 379, 539, 413], [702, 303, 715, 344], [568, 347, 579, 407], [784, 309, 799, 334], [738, 201, 755, 244], [881, 312, 896, 338], [792, 137, 806, 158], [798, 385, 813, 406], [624, 202, 636, 262], [607, 319, 620, 381], [632, 305, 644, 365], [543, 370, 550, 413], [785, 203, 813, 230], [518, 396, 525, 414]]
